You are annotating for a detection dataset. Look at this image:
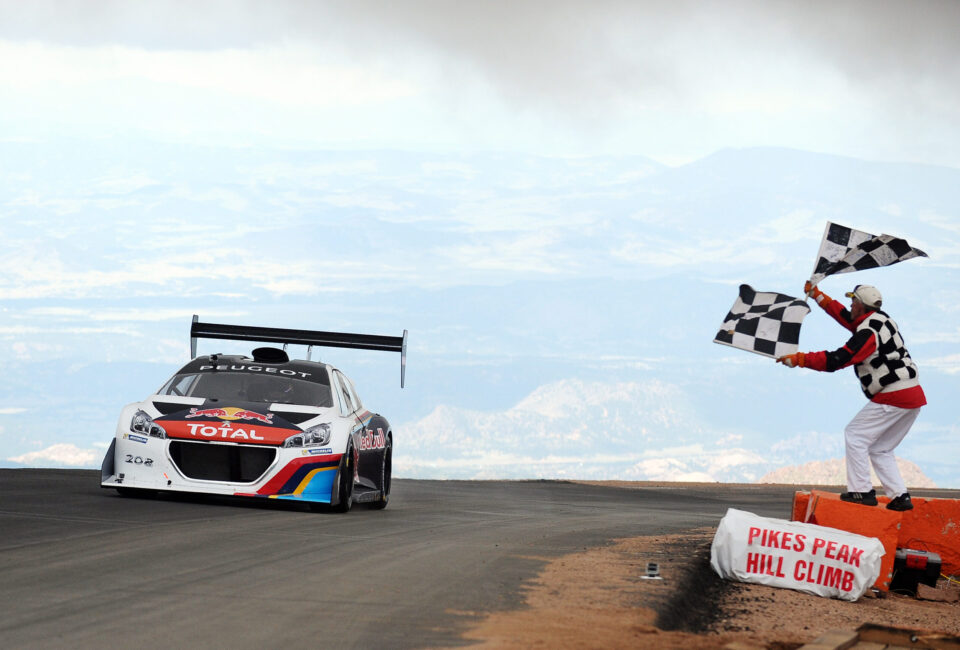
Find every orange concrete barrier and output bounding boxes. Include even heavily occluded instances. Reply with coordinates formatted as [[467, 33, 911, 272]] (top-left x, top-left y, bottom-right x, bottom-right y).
[[801, 491, 902, 591], [883, 495, 960, 576], [792, 491, 811, 523], [792, 490, 960, 583]]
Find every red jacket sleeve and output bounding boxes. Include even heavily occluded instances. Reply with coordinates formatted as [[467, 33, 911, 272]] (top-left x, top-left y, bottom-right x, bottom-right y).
[[804, 329, 877, 372], [821, 296, 858, 332]]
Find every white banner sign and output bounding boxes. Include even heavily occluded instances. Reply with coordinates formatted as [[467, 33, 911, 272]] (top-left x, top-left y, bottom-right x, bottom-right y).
[[710, 508, 884, 601]]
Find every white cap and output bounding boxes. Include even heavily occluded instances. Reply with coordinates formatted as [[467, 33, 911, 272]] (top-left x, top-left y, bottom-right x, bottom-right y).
[[845, 285, 882, 310]]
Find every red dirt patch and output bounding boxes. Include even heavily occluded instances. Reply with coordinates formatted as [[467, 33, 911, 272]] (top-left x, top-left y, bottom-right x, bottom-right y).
[[443, 530, 960, 648]]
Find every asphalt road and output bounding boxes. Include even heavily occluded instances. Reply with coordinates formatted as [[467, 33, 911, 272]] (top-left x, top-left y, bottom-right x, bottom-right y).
[[1, 470, 953, 648]]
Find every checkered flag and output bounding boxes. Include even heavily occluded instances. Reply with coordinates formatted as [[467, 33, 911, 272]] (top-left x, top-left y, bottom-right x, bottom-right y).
[[809, 222, 927, 287], [714, 285, 811, 358]]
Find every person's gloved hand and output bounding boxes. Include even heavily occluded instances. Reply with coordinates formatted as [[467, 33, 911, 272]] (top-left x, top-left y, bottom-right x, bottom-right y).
[[776, 352, 805, 368], [804, 281, 830, 306]]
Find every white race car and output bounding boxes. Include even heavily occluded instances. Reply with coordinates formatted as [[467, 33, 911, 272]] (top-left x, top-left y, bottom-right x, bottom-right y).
[[100, 317, 406, 512]]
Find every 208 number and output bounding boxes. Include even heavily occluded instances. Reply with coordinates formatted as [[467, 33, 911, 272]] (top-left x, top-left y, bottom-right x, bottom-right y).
[[124, 455, 153, 466]]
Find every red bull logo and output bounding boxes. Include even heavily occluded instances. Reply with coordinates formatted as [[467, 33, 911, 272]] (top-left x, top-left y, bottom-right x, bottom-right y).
[[186, 407, 274, 424], [358, 428, 386, 451]]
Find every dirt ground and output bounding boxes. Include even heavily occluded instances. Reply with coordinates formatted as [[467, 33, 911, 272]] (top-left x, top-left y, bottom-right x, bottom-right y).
[[446, 530, 960, 648]]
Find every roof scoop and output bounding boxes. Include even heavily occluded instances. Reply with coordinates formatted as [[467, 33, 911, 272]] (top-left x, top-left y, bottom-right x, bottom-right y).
[[252, 347, 289, 363]]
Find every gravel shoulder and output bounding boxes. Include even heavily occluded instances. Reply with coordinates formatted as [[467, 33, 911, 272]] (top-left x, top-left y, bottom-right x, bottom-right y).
[[449, 491, 960, 649]]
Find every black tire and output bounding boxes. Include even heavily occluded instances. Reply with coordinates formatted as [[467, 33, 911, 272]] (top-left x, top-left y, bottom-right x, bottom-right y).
[[369, 437, 392, 510], [332, 442, 355, 513], [116, 487, 157, 499]]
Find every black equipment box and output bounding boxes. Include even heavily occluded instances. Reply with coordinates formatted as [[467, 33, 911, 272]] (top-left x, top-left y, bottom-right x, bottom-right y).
[[889, 549, 942, 594]]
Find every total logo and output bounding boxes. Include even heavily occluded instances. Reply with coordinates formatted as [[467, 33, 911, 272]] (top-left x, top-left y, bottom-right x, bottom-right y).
[[186, 421, 265, 441], [186, 407, 273, 424]]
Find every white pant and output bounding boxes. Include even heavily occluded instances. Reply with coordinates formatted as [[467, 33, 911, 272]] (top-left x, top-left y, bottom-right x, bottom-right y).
[[844, 401, 921, 497]]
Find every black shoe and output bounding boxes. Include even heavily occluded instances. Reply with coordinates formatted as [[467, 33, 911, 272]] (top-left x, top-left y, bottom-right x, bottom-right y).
[[886, 493, 914, 511], [840, 489, 878, 506]]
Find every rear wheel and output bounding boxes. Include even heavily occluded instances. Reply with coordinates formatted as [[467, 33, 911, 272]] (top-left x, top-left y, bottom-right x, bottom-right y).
[[369, 436, 392, 510], [332, 443, 355, 513]]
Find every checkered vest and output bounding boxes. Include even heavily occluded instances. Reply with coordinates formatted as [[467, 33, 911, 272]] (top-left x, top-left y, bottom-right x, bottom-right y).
[[855, 311, 919, 398]]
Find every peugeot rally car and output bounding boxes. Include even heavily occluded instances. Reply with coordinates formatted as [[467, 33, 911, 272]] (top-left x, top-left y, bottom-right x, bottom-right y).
[[100, 317, 406, 512]]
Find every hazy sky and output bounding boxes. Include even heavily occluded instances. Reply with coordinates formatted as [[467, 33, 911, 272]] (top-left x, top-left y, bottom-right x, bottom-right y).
[[2, 0, 959, 166], [1, 2, 958, 485]]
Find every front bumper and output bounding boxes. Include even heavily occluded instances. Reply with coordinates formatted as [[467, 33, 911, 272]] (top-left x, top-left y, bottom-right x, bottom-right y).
[[100, 435, 343, 504]]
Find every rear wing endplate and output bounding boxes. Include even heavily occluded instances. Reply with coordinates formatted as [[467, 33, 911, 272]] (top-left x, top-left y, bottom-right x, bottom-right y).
[[191, 315, 408, 388]]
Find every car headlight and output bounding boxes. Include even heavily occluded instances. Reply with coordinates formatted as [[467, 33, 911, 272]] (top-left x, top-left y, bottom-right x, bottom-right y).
[[282, 423, 331, 448], [130, 409, 166, 439]]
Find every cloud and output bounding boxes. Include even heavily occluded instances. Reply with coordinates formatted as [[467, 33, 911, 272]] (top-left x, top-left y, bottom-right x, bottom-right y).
[[318, 2, 960, 166], [439, 231, 570, 275], [0, 240, 354, 300], [624, 458, 716, 483], [9, 443, 99, 467], [10, 340, 65, 361], [611, 234, 780, 270], [716, 434, 743, 446], [923, 353, 960, 375], [771, 431, 845, 459], [306, 2, 960, 119], [23, 307, 248, 322], [0, 40, 426, 151], [758, 212, 824, 245], [912, 328, 960, 344], [2, 2, 959, 164], [0, 41, 415, 109]]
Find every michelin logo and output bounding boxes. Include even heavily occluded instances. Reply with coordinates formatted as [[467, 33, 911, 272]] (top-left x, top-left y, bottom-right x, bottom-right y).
[[124, 433, 148, 444]]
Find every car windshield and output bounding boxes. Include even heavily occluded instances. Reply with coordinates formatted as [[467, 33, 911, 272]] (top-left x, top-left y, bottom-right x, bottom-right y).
[[159, 371, 334, 408]]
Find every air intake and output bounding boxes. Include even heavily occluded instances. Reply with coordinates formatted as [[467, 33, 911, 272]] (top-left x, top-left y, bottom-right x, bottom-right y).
[[252, 347, 289, 363]]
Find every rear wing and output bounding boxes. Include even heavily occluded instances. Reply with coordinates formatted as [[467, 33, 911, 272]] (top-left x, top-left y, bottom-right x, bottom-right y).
[[190, 315, 408, 388]]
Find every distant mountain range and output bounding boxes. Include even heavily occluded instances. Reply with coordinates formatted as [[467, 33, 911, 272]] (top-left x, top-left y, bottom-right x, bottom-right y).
[[757, 457, 936, 488], [397, 378, 767, 482], [2, 142, 957, 487], [395, 376, 945, 485]]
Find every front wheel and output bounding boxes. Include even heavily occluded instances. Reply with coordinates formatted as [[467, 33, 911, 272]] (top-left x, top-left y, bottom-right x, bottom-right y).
[[332, 443, 355, 513], [369, 437, 392, 510], [116, 487, 157, 499]]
